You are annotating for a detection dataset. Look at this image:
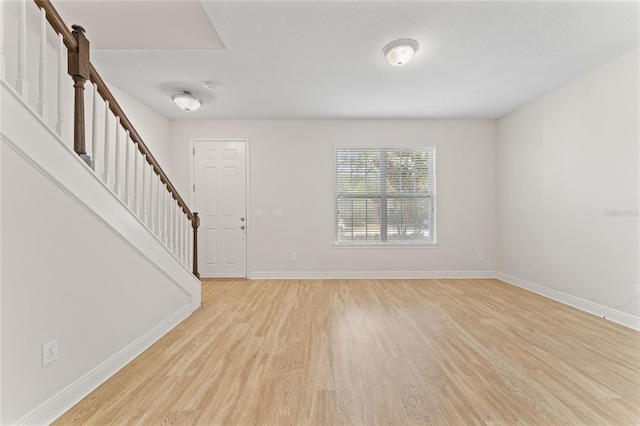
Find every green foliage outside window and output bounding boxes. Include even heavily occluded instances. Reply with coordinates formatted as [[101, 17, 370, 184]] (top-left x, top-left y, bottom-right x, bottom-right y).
[[336, 148, 436, 244]]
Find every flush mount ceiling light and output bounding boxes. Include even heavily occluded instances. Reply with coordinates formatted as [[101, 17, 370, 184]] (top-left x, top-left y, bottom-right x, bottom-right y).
[[172, 91, 202, 113], [383, 38, 419, 66]]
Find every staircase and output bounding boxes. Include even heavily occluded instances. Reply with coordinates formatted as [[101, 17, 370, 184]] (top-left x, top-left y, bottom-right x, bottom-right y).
[[0, 1, 201, 424]]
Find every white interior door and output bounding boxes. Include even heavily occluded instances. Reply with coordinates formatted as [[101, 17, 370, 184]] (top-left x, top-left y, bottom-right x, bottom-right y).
[[193, 141, 247, 278]]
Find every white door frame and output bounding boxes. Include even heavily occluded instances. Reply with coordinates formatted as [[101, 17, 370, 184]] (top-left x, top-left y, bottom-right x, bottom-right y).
[[190, 138, 251, 279]]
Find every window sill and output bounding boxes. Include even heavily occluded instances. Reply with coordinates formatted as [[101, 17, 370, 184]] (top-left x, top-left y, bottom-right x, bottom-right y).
[[334, 243, 439, 249]]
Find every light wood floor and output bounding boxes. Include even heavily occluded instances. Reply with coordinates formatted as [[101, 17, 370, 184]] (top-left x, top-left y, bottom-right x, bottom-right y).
[[54, 279, 640, 425]]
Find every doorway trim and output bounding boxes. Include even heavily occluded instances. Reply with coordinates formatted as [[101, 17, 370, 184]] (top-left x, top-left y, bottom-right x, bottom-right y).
[[190, 138, 251, 279]]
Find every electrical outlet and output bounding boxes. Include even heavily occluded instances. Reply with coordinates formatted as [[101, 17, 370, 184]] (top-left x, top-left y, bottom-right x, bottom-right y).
[[291, 252, 297, 261], [477, 251, 484, 261], [42, 339, 59, 367]]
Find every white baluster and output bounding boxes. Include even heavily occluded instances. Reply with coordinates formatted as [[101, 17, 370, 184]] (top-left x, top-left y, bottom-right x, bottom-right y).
[[149, 166, 155, 231], [168, 196, 174, 252], [16, 0, 29, 100], [142, 156, 148, 225], [188, 217, 192, 268], [124, 131, 131, 206], [187, 217, 191, 267], [184, 215, 189, 265], [0, 0, 5, 78], [178, 206, 184, 262], [114, 121, 121, 196], [183, 215, 189, 266], [55, 34, 64, 136], [102, 101, 110, 184], [91, 83, 98, 169], [175, 203, 180, 258], [147, 164, 155, 228], [163, 186, 169, 245], [156, 176, 162, 237], [185, 215, 189, 264], [177, 207, 183, 261], [37, 7, 47, 120], [177, 211, 182, 262], [189, 217, 193, 267], [133, 144, 139, 215], [190, 217, 194, 268]]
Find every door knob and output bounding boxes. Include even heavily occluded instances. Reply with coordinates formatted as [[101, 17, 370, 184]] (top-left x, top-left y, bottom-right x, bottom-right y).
[[240, 225, 245, 230], [241, 217, 245, 221]]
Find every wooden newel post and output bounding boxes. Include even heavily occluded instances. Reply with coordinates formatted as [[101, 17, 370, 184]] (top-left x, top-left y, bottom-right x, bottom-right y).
[[68, 24, 91, 166], [192, 212, 200, 278]]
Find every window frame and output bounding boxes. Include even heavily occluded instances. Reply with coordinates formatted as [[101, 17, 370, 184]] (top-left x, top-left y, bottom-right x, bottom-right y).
[[334, 146, 437, 247]]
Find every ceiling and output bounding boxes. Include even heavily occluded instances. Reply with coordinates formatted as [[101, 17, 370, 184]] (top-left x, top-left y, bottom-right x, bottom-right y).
[[54, 1, 639, 121]]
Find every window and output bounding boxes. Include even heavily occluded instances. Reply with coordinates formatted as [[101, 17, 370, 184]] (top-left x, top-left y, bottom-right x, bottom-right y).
[[336, 147, 436, 245]]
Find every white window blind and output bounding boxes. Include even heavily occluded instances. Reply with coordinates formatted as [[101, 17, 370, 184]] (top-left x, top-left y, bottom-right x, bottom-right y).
[[336, 147, 436, 244]]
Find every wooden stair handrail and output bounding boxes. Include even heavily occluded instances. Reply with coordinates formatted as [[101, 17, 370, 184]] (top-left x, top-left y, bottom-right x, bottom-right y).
[[33, 0, 76, 51], [89, 65, 194, 221], [31, 0, 200, 277]]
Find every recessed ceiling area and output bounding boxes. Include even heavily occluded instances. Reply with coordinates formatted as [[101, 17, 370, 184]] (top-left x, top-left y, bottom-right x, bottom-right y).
[[55, 0, 225, 49], [54, 1, 639, 120]]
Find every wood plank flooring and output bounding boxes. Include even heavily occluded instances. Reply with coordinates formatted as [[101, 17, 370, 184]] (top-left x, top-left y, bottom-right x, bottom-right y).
[[54, 279, 640, 425]]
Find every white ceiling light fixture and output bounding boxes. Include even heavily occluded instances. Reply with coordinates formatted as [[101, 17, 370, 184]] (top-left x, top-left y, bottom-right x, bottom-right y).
[[172, 91, 203, 113], [383, 38, 419, 66]]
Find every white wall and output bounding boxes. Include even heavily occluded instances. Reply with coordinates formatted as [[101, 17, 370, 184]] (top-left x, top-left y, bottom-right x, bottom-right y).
[[1, 76, 199, 424], [171, 120, 497, 278], [1, 145, 188, 424], [497, 49, 639, 325]]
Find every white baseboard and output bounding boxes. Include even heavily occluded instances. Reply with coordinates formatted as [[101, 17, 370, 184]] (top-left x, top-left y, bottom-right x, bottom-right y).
[[16, 305, 192, 426], [250, 270, 497, 280], [496, 272, 640, 331]]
